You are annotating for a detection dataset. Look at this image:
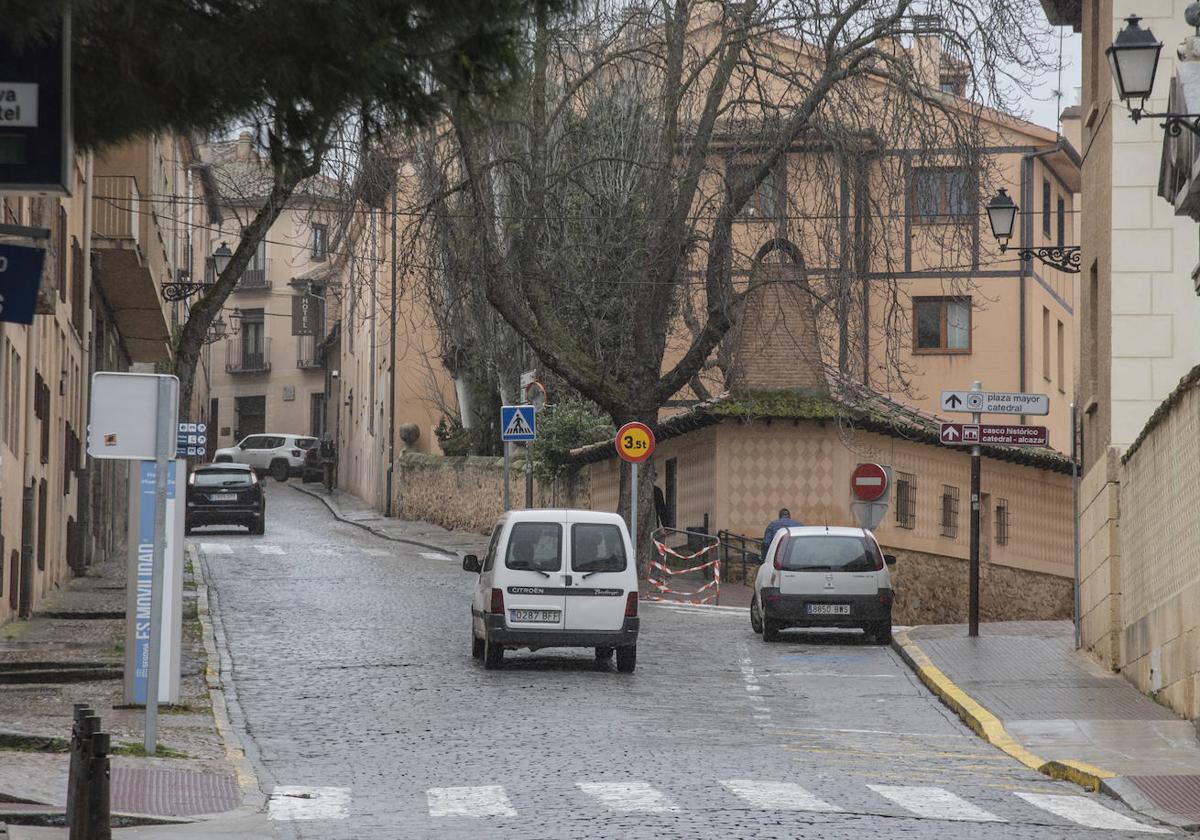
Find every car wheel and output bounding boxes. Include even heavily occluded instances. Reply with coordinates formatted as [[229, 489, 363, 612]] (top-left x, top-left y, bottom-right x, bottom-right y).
[[750, 596, 763, 634], [483, 635, 504, 669], [615, 645, 636, 674], [249, 517, 265, 536], [269, 459, 289, 482], [471, 633, 485, 660], [762, 618, 781, 643], [595, 646, 614, 661]]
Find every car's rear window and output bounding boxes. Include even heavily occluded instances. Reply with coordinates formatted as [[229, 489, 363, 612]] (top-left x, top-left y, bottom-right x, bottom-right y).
[[505, 522, 562, 572], [296, 437, 318, 449], [778, 535, 880, 572], [571, 523, 626, 573], [193, 470, 253, 488]]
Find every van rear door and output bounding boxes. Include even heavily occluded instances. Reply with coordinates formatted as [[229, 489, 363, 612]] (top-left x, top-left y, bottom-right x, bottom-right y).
[[501, 517, 568, 630], [564, 516, 631, 632]]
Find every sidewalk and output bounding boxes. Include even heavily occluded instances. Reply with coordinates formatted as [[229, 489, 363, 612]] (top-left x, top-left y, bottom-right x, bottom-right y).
[[895, 620, 1200, 829], [0, 544, 258, 833]]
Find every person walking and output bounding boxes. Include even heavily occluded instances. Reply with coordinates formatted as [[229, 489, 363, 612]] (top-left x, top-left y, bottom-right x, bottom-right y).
[[762, 508, 802, 558]]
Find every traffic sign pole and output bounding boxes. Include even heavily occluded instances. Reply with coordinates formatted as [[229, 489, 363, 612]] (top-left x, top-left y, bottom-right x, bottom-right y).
[[503, 441, 511, 512], [969, 381, 981, 638]]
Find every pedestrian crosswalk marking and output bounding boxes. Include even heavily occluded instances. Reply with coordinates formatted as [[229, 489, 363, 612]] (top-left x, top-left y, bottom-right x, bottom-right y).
[[268, 786, 350, 820], [721, 780, 842, 812], [254, 544, 284, 555], [577, 782, 680, 813], [1016, 792, 1170, 833], [199, 542, 232, 555], [427, 786, 516, 818], [868, 784, 1005, 823]]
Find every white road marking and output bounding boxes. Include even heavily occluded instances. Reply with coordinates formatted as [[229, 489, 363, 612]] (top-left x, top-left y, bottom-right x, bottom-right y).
[[576, 782, 680, 813], [364, 547, 392, 557], [721, 780, 843, 812], [199, 542, 232, 555], [646, 602, 748, 615], [254, 544, 284, 555], [768, 671, 898, 678], [420, 551, 455, 562], [267, 786, 350, 820], [868, 784, 1004, 823], [427, 786, 516, 818], [1015, 793, 1171, 833]]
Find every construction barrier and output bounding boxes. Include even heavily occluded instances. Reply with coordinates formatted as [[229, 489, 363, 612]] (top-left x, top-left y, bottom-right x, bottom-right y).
[[647, 526, 721, 605]]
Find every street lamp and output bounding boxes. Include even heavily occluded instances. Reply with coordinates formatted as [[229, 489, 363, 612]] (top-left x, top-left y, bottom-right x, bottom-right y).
[[1108, 10, 1200, 137], [985, 188, 1081, 274], [202, 312, 227, 346], [227, 307, 242, 336], [161, 241, 237, 301], [212, 241, 234, 276]]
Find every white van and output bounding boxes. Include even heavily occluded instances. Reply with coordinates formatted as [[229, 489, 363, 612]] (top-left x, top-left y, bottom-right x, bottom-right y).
[[750, 525, 896, 644], [463, 509, 640, 672]]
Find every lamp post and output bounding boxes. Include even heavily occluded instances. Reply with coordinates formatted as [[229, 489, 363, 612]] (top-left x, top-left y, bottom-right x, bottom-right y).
[[1108, 9, 1200, 137], [985, 188, 1081, 274]]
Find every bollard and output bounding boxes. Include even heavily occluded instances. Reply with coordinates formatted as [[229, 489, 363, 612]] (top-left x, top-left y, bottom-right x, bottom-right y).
[[69, 714, 100, 840], [67, 705, 93, 824], [85, 732, 112, 840]]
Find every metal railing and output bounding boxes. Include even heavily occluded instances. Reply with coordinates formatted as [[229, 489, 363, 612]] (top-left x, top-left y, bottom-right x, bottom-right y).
[[234, 259, 272, 290], [717, 529, 762, 584], [92, 176, 141, 248], [297, 334, 322, 369], [225, 337, 271, 373]]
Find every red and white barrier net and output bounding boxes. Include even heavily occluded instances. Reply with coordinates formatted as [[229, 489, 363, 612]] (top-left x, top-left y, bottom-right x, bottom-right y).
[[646, 527, 721, 605]]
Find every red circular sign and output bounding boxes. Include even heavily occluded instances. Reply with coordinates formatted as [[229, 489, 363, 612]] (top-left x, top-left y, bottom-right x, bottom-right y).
[[615, 422, 655, 464], [851, 463, 888, 502]]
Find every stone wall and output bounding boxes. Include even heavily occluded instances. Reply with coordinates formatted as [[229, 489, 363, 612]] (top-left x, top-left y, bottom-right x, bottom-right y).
[[392, 450, 589, 534], [1078, 448, 1122, 668], [888, 547, 1074, 626]]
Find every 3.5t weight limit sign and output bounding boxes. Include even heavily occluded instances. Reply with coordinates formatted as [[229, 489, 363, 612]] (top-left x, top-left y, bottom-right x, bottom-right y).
[[615, 422, 655, 463]]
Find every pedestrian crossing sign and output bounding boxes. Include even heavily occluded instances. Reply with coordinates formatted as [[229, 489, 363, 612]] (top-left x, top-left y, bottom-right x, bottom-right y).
[[501, 405, 536, 442]]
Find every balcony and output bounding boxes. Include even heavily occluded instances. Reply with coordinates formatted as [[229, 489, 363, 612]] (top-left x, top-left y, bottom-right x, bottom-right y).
[[225, 337, 272, 374], [297, 334, 323, 370], [93, 176, 141, 247], [233, 259, 272, 292]]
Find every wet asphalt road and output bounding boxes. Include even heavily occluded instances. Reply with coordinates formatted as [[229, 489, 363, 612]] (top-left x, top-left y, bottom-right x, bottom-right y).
[[194, 486, 1172, 839]]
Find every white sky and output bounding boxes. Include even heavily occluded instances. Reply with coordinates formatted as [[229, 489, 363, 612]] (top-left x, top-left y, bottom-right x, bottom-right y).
[[1020, 28, 1083, 133]]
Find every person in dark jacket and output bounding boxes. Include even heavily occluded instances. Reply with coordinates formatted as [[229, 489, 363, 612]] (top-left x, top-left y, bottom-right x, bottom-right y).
[[762, 508, 803, 558]]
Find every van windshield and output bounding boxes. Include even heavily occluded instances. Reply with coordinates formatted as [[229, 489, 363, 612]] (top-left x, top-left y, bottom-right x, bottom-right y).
[[505, 522, 562, 573], [778, 535, 879, 572], [571, 524, 626, 574]]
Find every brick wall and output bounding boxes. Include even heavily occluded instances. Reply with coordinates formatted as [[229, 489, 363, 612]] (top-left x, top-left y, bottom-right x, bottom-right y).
[[727, 264, 827, 393]]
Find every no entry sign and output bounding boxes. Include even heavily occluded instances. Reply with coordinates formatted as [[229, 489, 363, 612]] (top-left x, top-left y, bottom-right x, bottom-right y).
[[851, 463, 888, 502]]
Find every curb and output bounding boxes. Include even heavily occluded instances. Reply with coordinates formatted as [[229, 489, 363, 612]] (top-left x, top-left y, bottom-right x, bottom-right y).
[[891, 628, 1113, 793], [288, 483, 466, 556]]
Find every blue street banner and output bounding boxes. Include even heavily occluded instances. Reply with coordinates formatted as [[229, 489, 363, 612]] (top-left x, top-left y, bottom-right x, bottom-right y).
[[0, 243, 45, 325], [133, 460, 176, 704], [500, 405, 536, 442]]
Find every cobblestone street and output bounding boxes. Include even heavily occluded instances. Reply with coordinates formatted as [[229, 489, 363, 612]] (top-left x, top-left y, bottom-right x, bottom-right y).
[[193, 487, 1172, 839]]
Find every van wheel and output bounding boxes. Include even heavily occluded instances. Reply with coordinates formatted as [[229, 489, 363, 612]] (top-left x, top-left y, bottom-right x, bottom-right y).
[[270, 459, 289, 482], [471, 633, 484, 660], [615, 645, 636, 674], [762, 618, 781, 643], [595, 647, 614, 661], [750, 597, 763, 634], [483, 636, 504, 669]]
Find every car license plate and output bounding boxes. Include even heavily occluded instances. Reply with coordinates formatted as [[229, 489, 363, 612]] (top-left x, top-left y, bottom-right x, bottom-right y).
[[510, 608, 559, 624], [210, 493, 237, 502], [806, 604, 850, 615]]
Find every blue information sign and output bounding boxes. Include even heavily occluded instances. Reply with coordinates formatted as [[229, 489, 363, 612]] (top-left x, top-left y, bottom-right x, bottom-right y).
[[0, 243, 45, 325], [500, 405, 536, 442]]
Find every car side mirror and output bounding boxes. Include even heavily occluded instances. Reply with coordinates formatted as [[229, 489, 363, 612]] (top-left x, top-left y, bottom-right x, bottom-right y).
[[884, 554, 897, 566], [462, 554, 481, 573]]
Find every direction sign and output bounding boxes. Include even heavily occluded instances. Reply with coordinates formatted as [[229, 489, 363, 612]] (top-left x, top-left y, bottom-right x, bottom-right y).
[[940, 423, 1048, 447], [615, 421, 655, 463], [500, 405, 536, 442], [941, 390, 1049, 416], [851, 463, 889, 502], [0, 243, 45, 325]]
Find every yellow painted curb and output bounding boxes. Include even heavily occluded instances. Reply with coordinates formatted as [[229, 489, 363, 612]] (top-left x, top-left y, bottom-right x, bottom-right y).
[[892, 628, 1116, 792]]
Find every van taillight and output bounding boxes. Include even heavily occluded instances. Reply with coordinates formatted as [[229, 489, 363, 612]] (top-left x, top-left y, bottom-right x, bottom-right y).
[[773, 535, 790, 570], [490, 588, 505, 615], [625, 592, 638, 617], [872, 546, 885, 571]]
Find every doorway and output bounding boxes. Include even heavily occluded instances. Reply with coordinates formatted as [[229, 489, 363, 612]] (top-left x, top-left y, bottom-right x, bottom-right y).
[[235, 395, 266, 439]]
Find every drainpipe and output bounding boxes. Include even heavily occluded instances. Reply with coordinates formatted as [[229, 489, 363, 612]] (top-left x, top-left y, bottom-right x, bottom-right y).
[[385, 183, 398, 516], [20, 242, 41, 617], [79, 151, 95, 570]]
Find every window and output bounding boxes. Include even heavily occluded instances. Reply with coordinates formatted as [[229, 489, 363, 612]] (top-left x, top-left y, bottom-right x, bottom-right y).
[[505, 521, 562, 572], [1057, 320, 1065, 390], [57, 206, 67, 302], [482, 525, 502, 572], [728, 160, 785, 220], [1087, 261, 1099, 398], [1042, 179, 1052, 237], [310, 393, 325, 437], [914, 297, 970, 353], [241, 308, 265, 367], [4, 343, 21, 451], [895, 472, 916, 529], [664, 458, 678, 530], [193, 468, 255, 488], [1057, 196, 1066, 248], [571, 523, 627, 573], [1042, 307, 1051, 381], [912, 167, 972, 222], [941, 485, 960, 538], [777, 535, 882, 571], [70, 236, 84, 334], [996, 498, 1010, 546], [312, 223, 328, 260]]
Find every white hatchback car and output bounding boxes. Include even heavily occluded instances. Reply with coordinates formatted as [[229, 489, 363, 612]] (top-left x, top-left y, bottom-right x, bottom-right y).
[[213, 433, 317, 480], [463, 509, 640, 672], [750, 525, 896, 644]]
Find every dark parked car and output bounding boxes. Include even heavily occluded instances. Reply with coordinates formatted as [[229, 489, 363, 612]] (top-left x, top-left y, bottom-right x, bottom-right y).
[[185, 463, 265, 535]]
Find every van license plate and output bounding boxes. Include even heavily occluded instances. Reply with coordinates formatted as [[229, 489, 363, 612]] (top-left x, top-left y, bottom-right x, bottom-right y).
[[510, 609, 559, 623], [806, 604, 850, 615]]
